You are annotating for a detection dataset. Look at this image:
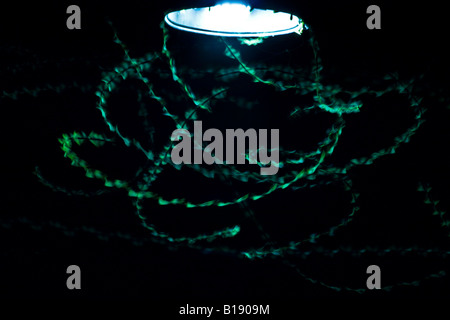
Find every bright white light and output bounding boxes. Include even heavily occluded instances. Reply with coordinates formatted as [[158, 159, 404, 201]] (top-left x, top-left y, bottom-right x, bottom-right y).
[[165, 3, 303, 37]]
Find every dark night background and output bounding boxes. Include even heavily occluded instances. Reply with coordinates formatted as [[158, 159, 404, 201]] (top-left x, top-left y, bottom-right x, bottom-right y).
[[1, 0, 450, 310]]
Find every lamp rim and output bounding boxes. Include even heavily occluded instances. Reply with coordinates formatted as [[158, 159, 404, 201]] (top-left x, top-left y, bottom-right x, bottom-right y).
[[164, 5, 304, 38]]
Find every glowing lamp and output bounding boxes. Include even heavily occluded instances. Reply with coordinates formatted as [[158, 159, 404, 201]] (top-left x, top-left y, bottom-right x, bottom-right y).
[[164, 3, 303, 37]]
